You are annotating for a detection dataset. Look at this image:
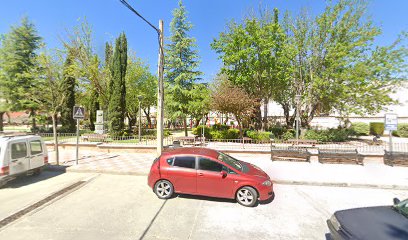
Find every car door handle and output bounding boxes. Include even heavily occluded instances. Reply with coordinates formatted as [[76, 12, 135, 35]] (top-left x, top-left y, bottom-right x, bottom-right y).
[[198, 173, 204, 176], [11, 159, 18, 163]]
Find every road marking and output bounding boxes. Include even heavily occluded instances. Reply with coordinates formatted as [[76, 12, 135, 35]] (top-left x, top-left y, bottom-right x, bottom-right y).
[[188, 200, 203, 239], [139, 200, 167, 240], [0, 174, 99, 229]]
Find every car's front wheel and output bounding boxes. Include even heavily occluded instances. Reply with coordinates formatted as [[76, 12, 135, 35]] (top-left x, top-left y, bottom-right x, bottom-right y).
[[236, 186, 258, 207], [154, 180, 174, 199]]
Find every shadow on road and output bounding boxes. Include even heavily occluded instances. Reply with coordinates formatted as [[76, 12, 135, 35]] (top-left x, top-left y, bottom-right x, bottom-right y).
[[2, 170, 66, 189], [176, 192, 275, 206]]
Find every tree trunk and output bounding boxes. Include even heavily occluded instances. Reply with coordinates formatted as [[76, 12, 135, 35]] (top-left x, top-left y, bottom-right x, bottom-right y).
[[183, 117, 188, 137], [194, 118, 201, 128], [6, 112, 11, 123], [236, 118, 243, 139], [31, 108, 37, 131], [263, 99, 268, 131], [223, 115, 229, 125], [51, 114, 59, 165], [0, 112, 4, 132], [143, 108, 152, 128]]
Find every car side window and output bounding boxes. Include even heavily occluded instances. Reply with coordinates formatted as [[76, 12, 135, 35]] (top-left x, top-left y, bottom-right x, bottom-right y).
[[11, 142, 28, 159], [222, 165, 237, 174], [166, 157, 174, 165], [199, 158, 223, 172], [173, 156, 196, 169], [30, 140, 43, 155]]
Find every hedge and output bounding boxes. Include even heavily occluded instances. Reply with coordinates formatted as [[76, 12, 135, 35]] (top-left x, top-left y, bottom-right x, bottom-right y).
[[304, 128, 351, 142], [369, 122, 384, 136], [392, 123, 408, 138], [246, 130, 272, 141], [350, 122, 369, 136]]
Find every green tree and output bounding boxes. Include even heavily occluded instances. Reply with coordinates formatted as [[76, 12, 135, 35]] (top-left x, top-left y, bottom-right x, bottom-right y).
[[108, 33, 127, 135], [211, 8, 287, 130], [0, 17, 42, 130], [165, 0, 202, 136], [189, 83, 211, 127], [125, 53, 157, 132], [60, 50, 76, 132], [281, 0, 407, 126], [29, 52, 66, 165]]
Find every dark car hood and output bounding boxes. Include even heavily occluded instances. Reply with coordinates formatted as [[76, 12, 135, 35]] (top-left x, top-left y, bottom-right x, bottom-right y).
[[335, 206, 408, 240]]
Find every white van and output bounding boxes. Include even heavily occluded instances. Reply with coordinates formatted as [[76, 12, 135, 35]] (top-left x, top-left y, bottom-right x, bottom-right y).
[[0, 135, 48, 187]]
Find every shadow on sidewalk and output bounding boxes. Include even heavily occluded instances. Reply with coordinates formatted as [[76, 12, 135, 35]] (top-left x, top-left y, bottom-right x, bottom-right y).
[[2, 170, 66, 189]]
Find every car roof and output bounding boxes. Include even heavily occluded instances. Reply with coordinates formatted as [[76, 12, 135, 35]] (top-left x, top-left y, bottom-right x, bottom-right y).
[[162, 147, 219, 159], [0, 135, 41, 143]]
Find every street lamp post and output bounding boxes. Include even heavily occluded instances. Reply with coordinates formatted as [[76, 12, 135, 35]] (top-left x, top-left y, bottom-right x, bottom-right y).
[[295, 94, 301, 144], [138, 95, 143, 142], [119, 0, 164, 156]]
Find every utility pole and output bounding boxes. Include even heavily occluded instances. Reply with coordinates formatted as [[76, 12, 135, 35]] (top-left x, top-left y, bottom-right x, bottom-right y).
[[157, 20, 164, 155], [138, 95, 143, 142], [118, 0, 165, 156]]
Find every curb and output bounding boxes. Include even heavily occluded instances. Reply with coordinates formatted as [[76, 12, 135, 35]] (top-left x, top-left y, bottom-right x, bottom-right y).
[[273, 179, 408, 190], [46, 165, 408, 190]]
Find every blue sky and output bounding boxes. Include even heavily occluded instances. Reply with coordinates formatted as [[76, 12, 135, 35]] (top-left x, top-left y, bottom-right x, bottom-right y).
[[0, 0, 407, 81]]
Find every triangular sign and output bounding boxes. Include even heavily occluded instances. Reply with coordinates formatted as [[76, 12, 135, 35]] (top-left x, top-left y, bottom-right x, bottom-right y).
[[75, 108, 84, 117]]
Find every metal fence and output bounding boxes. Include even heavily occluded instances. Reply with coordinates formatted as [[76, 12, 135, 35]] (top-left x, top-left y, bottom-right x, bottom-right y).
[[38, 133, 408, 153]]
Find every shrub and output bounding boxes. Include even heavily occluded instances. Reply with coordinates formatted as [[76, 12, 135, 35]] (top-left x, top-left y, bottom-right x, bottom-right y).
[[211, 124, 229, 131], [350, 122, 369, 136], [268, 126, 286, 138], [304, 128, 350, 142], [246, 130, 272, 141], [192, 125, 212, 139], [392, 123, 408, 138], [225, 129, 240, 139], [282, 130, 295, 141], [369, 122, 385, 136]]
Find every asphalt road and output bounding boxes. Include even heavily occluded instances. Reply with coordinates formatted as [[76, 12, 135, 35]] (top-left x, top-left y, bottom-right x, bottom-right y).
[[0, 172, 407, 240]]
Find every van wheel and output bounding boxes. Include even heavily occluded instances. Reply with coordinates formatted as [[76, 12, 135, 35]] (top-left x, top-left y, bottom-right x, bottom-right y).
[[154, 180, 174, 199], [236, 186, 258, 207], [33, 168, 42, 176]]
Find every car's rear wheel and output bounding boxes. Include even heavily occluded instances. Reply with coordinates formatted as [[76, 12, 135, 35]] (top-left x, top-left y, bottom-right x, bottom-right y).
[[236, 186, 258, 207], [154, 180, 174, 199]]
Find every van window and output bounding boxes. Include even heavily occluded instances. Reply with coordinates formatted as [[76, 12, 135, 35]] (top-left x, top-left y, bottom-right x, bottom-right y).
[[30, 140, 43, 155], [173, 156, 196, 169], [11, 142, 28, 159]]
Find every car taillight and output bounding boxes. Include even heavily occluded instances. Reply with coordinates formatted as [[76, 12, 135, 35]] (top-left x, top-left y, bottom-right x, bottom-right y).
[[44, 156, 49, 164], [0, 166, 9, 176]]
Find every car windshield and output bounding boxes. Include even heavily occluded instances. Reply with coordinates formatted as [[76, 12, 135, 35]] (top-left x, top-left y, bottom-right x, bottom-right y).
[[393, 198, 408, 218], [217, 152, 242, 172]]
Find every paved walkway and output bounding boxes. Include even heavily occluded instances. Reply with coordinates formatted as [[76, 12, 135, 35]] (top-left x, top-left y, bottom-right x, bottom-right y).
[[47, 148, 408, 189]]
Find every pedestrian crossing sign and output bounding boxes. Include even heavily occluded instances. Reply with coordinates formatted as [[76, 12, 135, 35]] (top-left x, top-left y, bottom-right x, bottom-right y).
[[73, 106, 85, 119]]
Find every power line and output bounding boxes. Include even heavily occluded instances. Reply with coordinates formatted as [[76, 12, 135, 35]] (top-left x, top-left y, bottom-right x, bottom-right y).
[[119, 0, 160, 34]]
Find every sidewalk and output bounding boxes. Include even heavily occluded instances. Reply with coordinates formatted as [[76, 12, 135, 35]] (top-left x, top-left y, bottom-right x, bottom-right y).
[[47, 149, 408, 190]]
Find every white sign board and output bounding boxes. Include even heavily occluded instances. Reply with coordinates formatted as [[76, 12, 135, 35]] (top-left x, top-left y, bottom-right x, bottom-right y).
[[73, 106, 85, 119], [384, 113, 398, 131]]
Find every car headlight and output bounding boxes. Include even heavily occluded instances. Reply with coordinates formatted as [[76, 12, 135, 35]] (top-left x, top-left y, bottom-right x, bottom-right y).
[[330, 214, 341, 231], [262, 180, 272, 186]]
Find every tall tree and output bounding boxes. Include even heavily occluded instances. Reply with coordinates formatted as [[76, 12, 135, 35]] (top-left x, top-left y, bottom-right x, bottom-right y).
[[211, 75, 257, 138], [108, 33, 127, 136], [165, 0, 202, 136], [125, 53, 157, 132], [60, 49, 76, 132], [29, 52, 66, 165], [211, 8, 286, 130], [0, 17, 42, 130]]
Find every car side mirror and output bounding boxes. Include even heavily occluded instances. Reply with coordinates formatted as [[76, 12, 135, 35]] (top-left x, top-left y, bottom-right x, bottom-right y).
[[221, 170, 227, 178], [393, 198, 400, 205]]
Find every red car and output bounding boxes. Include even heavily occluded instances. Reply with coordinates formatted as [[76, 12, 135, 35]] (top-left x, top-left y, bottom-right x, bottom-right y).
[[148, 147, 274, 207]]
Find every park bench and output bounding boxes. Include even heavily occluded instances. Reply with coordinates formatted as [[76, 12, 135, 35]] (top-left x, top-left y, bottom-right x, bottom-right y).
[[271, 146, 311, 162], [317, 148, 363, 165], [176, 136, 196, 145], [81, 133, 109, 142], [384, 150, 408, 167]]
